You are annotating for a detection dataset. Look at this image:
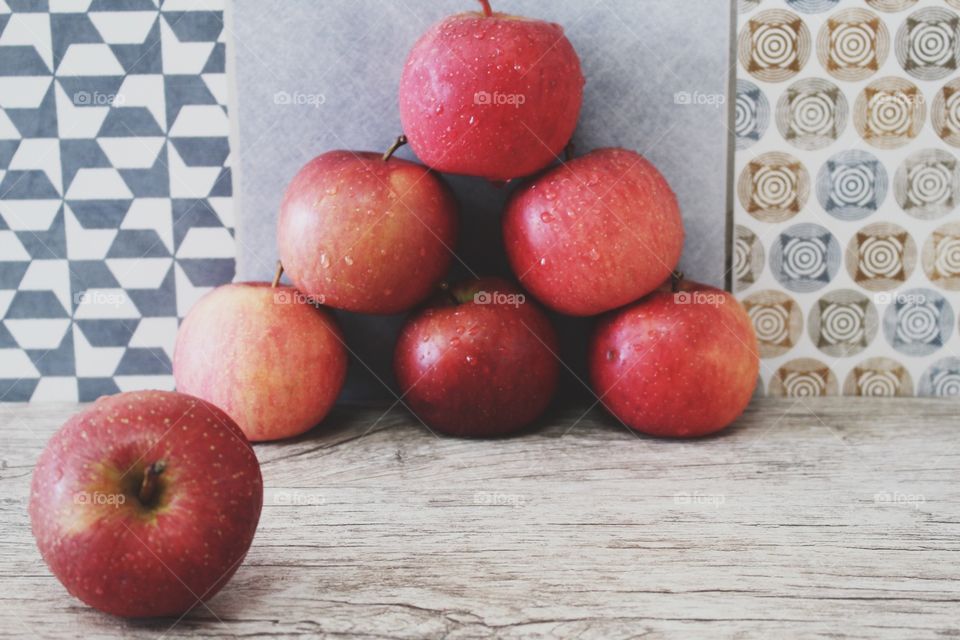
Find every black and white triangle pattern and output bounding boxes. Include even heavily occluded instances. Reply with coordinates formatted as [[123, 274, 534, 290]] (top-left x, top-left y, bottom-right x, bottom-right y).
[[0, 0, 234, 402]]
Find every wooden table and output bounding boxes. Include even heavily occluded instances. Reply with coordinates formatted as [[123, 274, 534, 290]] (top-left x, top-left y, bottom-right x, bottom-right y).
[[1, 399, 958, 639]]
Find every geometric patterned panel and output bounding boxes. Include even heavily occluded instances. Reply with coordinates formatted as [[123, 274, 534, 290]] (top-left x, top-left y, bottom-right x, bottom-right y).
[[736, 0, 960, 398], [0, 0, 234, 402]]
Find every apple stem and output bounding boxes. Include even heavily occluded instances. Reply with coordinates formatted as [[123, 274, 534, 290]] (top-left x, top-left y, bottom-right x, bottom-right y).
[[439, 281, 459, 305], [382, 135, 408, 162], [272, 261, 284, 288], [564, 142, 574, 163], [477, 0, 493, 17], [671, 270, 684, 293], [138, 460, 166, 506]]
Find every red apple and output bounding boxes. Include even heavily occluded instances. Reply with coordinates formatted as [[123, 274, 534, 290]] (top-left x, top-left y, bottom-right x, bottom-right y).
[[29, 390, 263, 618], [174, 282, 347, 441], [278, 150, 458, 314], [503, 147, 685, 316], [399, 0, 584, 181], [589, 281, 759, 438], [394, 277, 559, 437]]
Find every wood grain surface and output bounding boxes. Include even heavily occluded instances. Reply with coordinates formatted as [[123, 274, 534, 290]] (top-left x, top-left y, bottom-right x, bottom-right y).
[[1, 399, 958, 639]]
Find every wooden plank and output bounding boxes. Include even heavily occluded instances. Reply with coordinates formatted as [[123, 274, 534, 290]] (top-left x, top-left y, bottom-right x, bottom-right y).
[[1, 399, 958, 639]]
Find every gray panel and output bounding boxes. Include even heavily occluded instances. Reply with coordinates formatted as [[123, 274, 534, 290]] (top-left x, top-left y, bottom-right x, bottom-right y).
[[230, 0, 733, 404]]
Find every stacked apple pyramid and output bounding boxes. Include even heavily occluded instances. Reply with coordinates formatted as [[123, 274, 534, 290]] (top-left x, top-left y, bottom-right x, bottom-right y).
[[29, 1, 759, 618]]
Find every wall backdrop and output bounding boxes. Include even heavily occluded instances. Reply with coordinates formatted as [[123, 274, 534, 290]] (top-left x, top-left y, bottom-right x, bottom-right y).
[[734, 0, 960, 397], [0, 0, 234, 401], [3, 0, 960, 402]]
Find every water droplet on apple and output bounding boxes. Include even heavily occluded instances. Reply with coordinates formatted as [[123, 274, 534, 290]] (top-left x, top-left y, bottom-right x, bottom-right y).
[[319, 254, 330, 268], [455, 326, 464, 334], [434, 103, 444, 115], [450, 337, 461, 346], [513, 63, 522, 72], [540, 211, 554, 223], [606, 349, 618, 361], [539, 257, 547, 266], [465, 355, 477, 366], [343, 256, 354, 266], [468, 115, 476, 125]]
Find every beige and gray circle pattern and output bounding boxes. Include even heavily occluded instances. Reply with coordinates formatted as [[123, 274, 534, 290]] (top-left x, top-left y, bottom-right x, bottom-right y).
[[931, 78, 960, 147], [845, 222, 917, 291], [894, 148, 960, 219], [853, 77, 926, 149], [769, 358, 839, 397], [843, 357, 913, 396], [817, 8, 889, 81], [740, 10, 812, 83], [922, 221, 960, 291], [743, 290, 804, 358], [736, 2, 959, 397], [738, 152, 810, 223]]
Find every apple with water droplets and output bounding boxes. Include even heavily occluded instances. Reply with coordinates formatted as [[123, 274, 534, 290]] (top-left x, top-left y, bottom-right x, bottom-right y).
[[394, 277, 559, 437], [589, 281, 759, 438], [174, 282, 347, 441], [29, 390, 263, 617], [278, 150, 459, 315], [503, 147, 685, 316], [399, 0, 584, 181]]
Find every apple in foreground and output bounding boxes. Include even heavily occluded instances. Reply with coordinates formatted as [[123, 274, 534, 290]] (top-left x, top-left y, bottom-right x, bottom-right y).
[[174, 282, 347, 441], [399, 0, 584, 181], [29, 390, 263, 617], [394, 277, 559, 437], [278, 150, 458, 315], [503, 147, 685, 316], [589, 281, 759, 438]]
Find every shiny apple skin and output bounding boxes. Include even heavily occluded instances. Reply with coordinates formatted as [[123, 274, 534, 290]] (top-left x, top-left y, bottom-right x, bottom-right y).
[[503, 148, 685, 317], [399, 10, 584, 181], [28, 390, 263, 618], [394, 277, 559, 437], [589, 282, 759, 438], [174, 282, 347, 441], [278, 150, 458, 315]]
